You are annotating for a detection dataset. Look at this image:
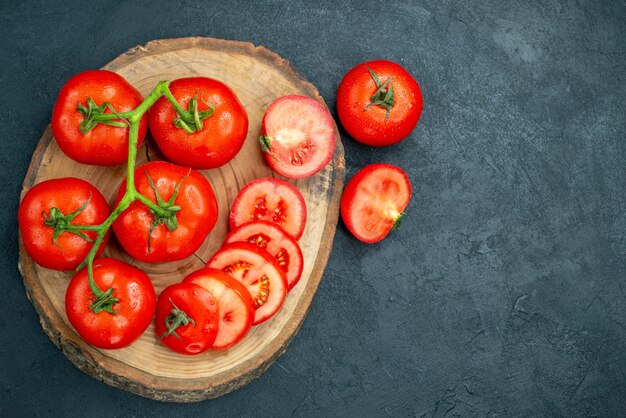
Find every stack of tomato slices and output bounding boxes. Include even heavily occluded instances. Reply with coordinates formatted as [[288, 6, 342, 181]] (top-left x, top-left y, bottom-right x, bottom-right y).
[[157, 177, 307, 354]]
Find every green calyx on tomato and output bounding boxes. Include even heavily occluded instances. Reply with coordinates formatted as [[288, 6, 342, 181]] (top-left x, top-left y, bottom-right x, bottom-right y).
[[42, 196, 96, 247], [76, 97, 130, 134], [144, 169, 189, 252], [364, 67, 395, 121], [172, 94, 215, 134], [157, 298, 196, 341]]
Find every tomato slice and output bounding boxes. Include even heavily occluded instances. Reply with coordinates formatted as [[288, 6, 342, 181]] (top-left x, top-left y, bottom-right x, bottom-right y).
[[261, 95, 335, 178], [229, 177, 307, 240], [207, 242, 287, 325], [155, 282, 219, 355], [340, 164, 412, 243], [225, 221, 304, 291], [184, 268, 255, 350]]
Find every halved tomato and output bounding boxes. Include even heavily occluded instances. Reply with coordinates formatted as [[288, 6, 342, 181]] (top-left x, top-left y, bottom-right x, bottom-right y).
[[184, 268, 255, 350], [229, 177, 307, 240], [207, 242, 287, 325], [225, 221, 304, 291], [340, 164, 412, 243], [260, 95, 335, 178]]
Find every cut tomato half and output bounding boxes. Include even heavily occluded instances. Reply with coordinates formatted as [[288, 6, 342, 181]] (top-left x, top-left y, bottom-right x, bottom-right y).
[[260, 95, 335, 178], [225, 221, 304, 291], [207, 242, 288, 325], [184, 268, 255, 350], [229, 177, 307, 240], [340, 164, 412, 243]]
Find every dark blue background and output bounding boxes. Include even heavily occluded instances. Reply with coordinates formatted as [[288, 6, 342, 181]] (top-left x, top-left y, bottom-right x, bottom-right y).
[[1, 1, 625, 416]]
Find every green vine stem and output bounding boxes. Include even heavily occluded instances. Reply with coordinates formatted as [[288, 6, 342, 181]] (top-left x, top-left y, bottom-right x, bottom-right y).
[[60, 80, 195, 314]]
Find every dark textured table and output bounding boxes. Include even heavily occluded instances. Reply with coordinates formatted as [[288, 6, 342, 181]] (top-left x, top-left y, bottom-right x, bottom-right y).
[[1, 1, 624, 416]]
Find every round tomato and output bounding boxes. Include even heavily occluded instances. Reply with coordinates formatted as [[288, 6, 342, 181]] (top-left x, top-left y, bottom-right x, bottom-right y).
[[51, 70, 147, 166], [155, 282, 220, 355], [18, 177, 110, 271], [207, 242, 287, 325], [112, 161, 218, 263], [149, 77, 248, 169], [229, 177, 307, 240], [65, 258, 156, 349], [341, 164, 412, 243], [336, 60, 422, 146], [225, 221, 304, 290], [260, 95, 335, 178], [184, 268, 255, 350]]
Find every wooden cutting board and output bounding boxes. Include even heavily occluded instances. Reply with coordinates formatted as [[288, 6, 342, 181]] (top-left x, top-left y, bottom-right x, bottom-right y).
[[18, 37, 345, 402]]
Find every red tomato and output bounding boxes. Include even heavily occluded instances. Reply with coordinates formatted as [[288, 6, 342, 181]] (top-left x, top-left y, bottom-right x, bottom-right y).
[[149, 77, 248, 169], [229, 177, 307, 240], [18, 177, 110, 271], [260, 95, 335, 178], [155, 282, 220, 355], [51, 70, 147, 166], [184, 268, 255, 350], [112, 161, 218, 263], [340, 164, 412, 243], [336, 60, 422, 146], [225, 221, 304, 290], [65, 258, 156, 349], [208, 242, 287, 325]]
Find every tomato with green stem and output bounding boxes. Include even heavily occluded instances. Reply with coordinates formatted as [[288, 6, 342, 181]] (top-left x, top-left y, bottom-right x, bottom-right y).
[[112, 161, 218, 263], [341, 164, 412, 243], [51, 70, 148, 166], [337, 60, 422, 146], [18, 177, 110, 271], [149, 77, 249, 169], [65, 258, 156, 349], [155, 282, 220, 355]]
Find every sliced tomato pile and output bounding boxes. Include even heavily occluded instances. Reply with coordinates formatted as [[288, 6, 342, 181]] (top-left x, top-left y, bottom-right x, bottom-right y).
[[229, 177, 307, 240], [184, 268, 255, 350], [208, 242, 288, 325], [341, 163, 412, 243], [225, 220, 304, 290], [260, 95, 335, 178]]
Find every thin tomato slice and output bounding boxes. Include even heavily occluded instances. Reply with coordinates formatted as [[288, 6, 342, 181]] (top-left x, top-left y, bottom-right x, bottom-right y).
[[207, 242, 288, 325], [225, 221, 304, 291], [229, 177, 307, 240], [184, 268, 255, 350], [261, 95, 335, 178], [340, 164, 412, 243]]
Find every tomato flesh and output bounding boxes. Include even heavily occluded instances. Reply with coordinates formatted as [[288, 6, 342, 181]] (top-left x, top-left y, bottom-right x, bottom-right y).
[[261, 95, 335, 178], [341, 164, 412, 243], [208, 242, 287, 325], [225, 221, 304, 290], [185, 268, 255, 349], [229, 177, 307, 240]]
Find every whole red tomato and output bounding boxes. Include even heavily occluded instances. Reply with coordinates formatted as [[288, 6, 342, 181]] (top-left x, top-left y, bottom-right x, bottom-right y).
[[149, 77, 249, 169], [51, 70, 148, 166], [336, 60, 422, 146], [18, 177, 110, 271], [155, 282, 220, 355], [112, 161, 218, 263], [65, 258, 156, 349]]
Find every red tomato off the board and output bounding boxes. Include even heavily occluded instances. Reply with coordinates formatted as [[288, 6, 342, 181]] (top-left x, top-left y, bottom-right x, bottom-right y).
[[337, 60, 422, 146], [149, 77, 249, 169], [51, 70, 148, 166], [341, 164, 412, 243], [260, 95, 335, 178]]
